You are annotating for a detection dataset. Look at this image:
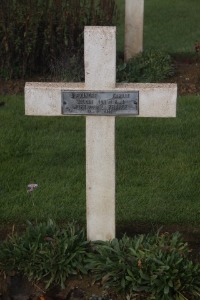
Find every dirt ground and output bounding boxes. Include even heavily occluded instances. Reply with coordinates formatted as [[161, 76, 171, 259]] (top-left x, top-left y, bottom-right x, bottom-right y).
[[168, 55, 200, 95]]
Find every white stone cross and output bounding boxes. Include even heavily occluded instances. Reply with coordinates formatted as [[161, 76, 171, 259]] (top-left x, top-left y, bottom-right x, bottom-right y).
[[25, 26, 177, 241], [125, 0, 144, 61]]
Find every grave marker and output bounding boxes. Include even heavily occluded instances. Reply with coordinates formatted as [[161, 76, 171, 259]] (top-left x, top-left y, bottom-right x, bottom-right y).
[[25, 26, 177, 241], [125, 0, 144, 61]]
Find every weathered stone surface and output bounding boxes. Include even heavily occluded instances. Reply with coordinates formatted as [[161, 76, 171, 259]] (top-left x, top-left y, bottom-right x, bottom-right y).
[[25, 82, 84, 116], [84, 26, 116, 90], [86, 116, 115, 241], [85, 27, 116, 241], [25, 82, 177, 118], [125, 0, 144, 60]]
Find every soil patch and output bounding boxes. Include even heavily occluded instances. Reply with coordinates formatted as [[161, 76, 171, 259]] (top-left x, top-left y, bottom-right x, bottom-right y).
[[168, 55, 200, 95]]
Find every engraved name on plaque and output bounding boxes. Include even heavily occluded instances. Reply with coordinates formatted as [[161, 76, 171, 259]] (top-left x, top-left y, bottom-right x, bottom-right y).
[[62, 91, 139, 116]]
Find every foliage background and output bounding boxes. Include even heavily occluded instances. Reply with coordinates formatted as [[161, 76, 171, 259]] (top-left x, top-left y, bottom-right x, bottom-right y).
[[0, 0, 118, 79]]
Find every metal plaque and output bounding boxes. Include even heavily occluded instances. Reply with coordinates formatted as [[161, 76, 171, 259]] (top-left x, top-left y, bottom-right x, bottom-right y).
[[61, 90, 139, 116]]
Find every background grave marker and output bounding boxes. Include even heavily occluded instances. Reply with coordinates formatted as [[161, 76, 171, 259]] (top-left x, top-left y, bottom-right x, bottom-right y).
[[124, 0, 144, 61]]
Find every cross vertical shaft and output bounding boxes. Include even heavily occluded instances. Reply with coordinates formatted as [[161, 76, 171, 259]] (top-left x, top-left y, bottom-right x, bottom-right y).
[[85, 27, 116, 241]]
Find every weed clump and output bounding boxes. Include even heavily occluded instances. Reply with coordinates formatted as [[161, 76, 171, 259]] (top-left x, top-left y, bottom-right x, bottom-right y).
[[0, 221, 200, 299], [0, 220, 89, 289], [117, 49, 175, 83]]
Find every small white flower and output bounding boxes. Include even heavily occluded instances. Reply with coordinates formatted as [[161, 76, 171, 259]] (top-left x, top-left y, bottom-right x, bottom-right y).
[[27, 183, 38, 192]]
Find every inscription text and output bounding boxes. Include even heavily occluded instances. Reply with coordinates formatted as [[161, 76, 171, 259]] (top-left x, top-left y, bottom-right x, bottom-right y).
[[62, 90, 139, 116]]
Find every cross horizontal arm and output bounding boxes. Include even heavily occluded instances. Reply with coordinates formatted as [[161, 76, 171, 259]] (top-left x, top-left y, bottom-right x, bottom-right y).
[[25, 82, 177, 118]]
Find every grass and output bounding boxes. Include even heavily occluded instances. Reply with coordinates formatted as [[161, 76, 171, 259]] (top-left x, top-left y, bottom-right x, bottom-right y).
[[116, 96, 200, 225], [116, 0, 200, 53], [0, 95, 199, 226]]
